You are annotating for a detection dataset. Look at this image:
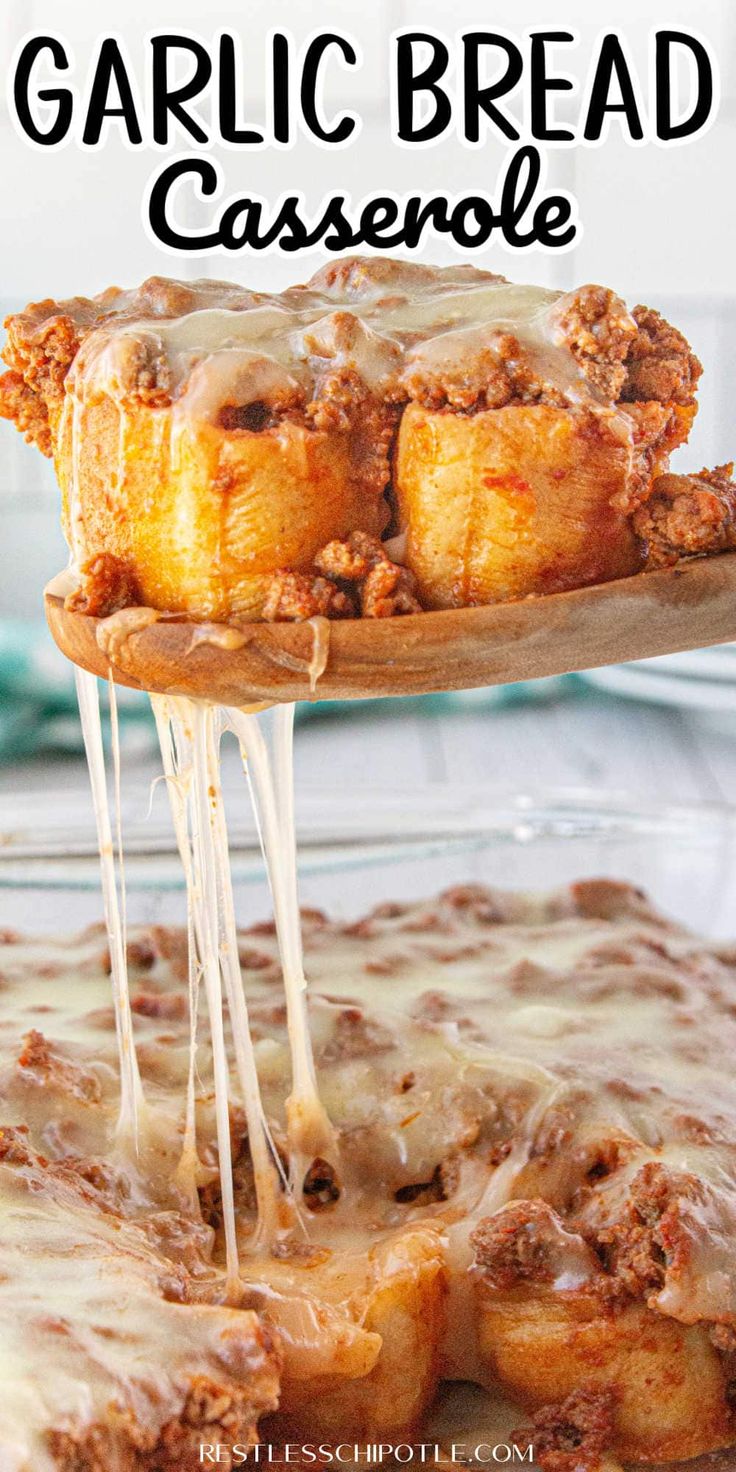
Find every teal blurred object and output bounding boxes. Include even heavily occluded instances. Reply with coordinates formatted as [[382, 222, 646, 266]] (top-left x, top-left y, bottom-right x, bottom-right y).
[[0, 615, 578, 760], [0, 617, 151, 759]]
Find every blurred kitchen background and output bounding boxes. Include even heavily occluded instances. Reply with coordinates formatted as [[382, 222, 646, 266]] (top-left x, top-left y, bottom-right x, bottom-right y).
[[1, 0, 735, 812]]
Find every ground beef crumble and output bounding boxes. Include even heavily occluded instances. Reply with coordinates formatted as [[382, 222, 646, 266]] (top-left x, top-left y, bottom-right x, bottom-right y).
[[0, 369, 51, 454], [65, 551, 143, 618], [318, 1005, 395, 1063], [513, 1386, 617, 1472], [401, 337, 520, 412], [47, 1364, 279, 1472], [1, 301, 86, 401], [16, 1028, 103, 1104], [0, 1123, 35, 1166], [471, 1200, 558, 1289], [554, 284, 636, 402], [632, 463, 736, 567], [585, 1161, 701, 1300], [263, 531, 423, 621], [261, 571, 354, 622], [402, 286, 640, 410], [622, 305, 702, 407]]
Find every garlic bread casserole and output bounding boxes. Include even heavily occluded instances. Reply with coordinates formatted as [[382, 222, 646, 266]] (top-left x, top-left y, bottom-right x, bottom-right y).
[[2, 255, 735, 622], [2, 880, 736, 1469]]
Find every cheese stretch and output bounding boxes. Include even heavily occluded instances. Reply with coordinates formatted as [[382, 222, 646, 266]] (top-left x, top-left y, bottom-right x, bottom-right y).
[[75, 670, 338, 1285]]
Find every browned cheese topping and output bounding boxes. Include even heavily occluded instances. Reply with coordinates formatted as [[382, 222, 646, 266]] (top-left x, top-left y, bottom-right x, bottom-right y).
[[0, 258, 701, 461]]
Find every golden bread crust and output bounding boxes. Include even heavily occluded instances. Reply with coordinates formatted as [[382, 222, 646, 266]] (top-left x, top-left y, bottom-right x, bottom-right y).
[[51, 396, 389, 619], [474, 1278, 731, 1464], [395, 402, 645, 606]]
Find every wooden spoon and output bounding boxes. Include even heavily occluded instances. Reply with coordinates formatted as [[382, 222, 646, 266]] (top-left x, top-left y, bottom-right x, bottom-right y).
[[45, 553, 736, 706]]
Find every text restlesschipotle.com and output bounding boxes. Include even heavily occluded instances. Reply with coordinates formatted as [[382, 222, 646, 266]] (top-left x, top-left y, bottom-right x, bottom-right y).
[[199, 1446, 535, 1465]]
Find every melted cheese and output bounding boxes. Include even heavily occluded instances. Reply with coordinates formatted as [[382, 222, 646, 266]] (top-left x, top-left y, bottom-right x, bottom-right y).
[[2, 882, 736, 1462], [74, 667, 143, 1148], [0, 1156, 276, 1472], [76, 665, 325, 1267], [70, 670, 736, 1338], [226, 704, 336, 1174], [64, 261, 627, 424], [151, 696, 286, 1284]]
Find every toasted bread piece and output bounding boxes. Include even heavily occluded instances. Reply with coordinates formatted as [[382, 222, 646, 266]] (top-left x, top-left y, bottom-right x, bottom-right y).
[[0, 261, 709, 620], [266, 1224, 448, 1440], [51, 396, 390, 620], [474, 1284, 731, 1465], [395, 402, 659, 607]]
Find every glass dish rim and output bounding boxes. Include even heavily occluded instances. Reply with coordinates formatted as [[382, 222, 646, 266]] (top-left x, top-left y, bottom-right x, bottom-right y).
[[0, 782, 733, 891]]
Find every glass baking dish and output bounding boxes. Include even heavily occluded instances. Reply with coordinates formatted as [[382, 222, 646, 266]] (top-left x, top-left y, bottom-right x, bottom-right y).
[[1, 781, 734, 1472], [1, 783, 735, 942]]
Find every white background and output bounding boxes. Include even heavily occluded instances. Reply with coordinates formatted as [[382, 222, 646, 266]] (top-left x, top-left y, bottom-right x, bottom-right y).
[[1, 0, 734, 616]]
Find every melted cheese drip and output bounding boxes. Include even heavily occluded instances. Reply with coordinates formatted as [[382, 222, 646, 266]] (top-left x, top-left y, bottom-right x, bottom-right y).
[[153, 697, 291, 1285], [226, 703, 337, 1177], [74, 667, 143, 1147], [65, 309, 334, 1251], [306, 616, 331, 693], [150, 696, 201, 1207], [96, 606, 160, 665], [186, 622, 250, 652], [76, 670, 336, 1290], [64, 262, 622, 424]]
